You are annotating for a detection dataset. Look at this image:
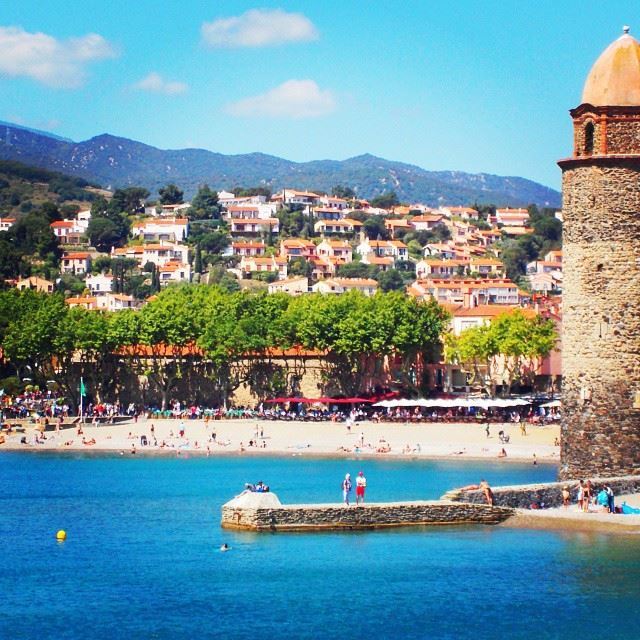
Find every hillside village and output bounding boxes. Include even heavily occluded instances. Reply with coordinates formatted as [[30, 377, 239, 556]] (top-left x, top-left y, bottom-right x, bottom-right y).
[[0, 164, 563, 393]]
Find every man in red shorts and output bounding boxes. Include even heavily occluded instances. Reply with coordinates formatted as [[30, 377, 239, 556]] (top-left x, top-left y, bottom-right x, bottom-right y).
[[356, 471, 367, 505]]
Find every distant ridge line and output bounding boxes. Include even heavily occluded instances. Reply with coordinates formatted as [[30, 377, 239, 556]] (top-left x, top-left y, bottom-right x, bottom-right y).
[[0, 122, 560, 207]]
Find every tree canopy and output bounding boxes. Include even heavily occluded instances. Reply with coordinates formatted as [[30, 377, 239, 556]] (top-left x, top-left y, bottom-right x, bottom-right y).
[[0, 286, 450, 407], [444, 309, 557, 394]]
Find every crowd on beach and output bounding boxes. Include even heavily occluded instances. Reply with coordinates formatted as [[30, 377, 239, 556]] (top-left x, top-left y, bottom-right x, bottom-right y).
[[2, 392, 560, 428]]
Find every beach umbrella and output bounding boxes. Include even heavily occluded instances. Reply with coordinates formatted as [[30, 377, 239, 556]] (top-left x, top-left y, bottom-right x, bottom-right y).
[[540, 399, 561, 408]]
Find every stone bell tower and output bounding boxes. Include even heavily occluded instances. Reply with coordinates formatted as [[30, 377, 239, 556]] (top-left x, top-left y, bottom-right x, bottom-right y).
[[559, 27, 640, 478]]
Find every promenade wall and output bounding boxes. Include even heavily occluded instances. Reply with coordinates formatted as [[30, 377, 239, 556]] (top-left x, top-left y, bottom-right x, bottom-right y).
[[443, 475, 640, 509]]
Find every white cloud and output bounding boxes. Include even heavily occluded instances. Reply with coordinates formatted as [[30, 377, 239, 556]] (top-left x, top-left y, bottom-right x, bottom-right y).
[[0, 26, 116, 88], [226, 79, 336, 119], [134, 72, 188, 95], [201, 9, 318, 48]]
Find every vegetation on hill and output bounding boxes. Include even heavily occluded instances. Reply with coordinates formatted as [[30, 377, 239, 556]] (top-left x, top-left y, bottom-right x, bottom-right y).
[[0, 123, 561, 207], [0, 159, 98, 216], [498, 205, 562, 285]]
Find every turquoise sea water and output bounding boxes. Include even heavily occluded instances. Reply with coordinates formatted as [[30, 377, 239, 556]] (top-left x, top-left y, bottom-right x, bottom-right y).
[[1, 453, 640, 640]]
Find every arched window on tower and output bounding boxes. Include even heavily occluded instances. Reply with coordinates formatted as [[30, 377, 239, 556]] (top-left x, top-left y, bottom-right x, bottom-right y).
[[584, 121, 595, 155]]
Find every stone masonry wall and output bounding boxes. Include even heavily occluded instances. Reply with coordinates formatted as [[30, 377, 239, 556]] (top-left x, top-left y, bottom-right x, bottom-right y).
[[572, 111, 640, 156], [443, 475, 640, 509], [560, 160, 640, 478], [221, 501, 513, 531]]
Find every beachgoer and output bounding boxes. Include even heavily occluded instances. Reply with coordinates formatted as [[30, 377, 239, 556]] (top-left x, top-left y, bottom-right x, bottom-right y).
[[605, 485, 615, 513], [533, 453, 537, 466], [583, 480, 593, 512], [562, 486, 570, 508], [577, 480, 584, 511], [220, 543, 230, 552], [485, 423, 490, 438], [342, 473, 352, 506], [356, 471, 367, 505], [498, 448, 507, 458], [479, 479, 494, 506]]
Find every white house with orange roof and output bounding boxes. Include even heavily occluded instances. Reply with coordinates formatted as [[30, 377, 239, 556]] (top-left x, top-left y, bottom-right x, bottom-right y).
[[415, 259, 469, 279], [229, 217, 279, 237], [529, 270, 563, 294], [423, 243, 459, 259], [111, 242, 188, 270], [279, 238, 316, 260], [65, 295, 98, 310], [229, 241, 266, 257], [61, 252, 92, 275], [111, 245, 144, 262], [489, 208, 530, 227], [102, 292, 136, 311], [309, 256, 342, 279], [218, 193, 267, 208], [157, 261, 191, 285], [314, 218, 363, 235], [147, 202, 191, 217], [224, 202, 277, 220], [410, 213, 446, 231], [273, 189, 320, 209], [312, 277, 378, 296], [544, 249, 562, 264], [475, 229, 502, 247], [240, 255, 288, 280], [450, 304, 529, 335], [357, 238, 408, 263], [312, 207, 343, 221], [131, 217, 188, 242], [384, 218, 413, 238], [142, 243, 189, 268], [439, 206, 480, 220], [361, 254, 394, 271], [409, 278, 519, 307], [469, 257, 505, 277], [86, 273, 114, 295], [51, 219, 79, 242], [268, 277, 309, 295], [0, 216, 16, 232], [315, 239, 352, 263], [317, 195, 349, 210]]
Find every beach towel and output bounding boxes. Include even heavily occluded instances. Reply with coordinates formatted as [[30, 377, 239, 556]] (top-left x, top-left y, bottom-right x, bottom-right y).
[[621, 502, 640, 515]]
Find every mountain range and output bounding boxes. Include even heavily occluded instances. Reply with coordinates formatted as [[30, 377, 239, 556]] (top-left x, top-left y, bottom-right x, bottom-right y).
[[0, 122, 560, 207]]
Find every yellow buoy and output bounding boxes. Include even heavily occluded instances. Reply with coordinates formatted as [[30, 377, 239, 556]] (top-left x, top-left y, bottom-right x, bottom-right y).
[[56, 530, 66, 541]]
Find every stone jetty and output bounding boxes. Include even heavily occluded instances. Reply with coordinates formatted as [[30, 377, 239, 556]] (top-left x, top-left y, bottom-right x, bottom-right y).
[[220, 491, 513, 531]]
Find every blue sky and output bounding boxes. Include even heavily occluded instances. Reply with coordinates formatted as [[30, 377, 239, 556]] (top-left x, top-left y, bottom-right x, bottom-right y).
[[0, 1, 638, 190]]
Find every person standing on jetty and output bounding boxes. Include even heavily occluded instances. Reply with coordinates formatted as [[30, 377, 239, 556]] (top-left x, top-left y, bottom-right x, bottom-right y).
[[356, 471, 367, 505], [342, 473, 352, 506]]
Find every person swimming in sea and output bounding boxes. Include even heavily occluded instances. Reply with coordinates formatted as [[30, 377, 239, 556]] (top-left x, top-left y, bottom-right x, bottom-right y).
[[220, 543, 230, 552]]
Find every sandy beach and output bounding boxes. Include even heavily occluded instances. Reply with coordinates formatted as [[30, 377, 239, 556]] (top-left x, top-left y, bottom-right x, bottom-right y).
[[1, 416, 559, 462]]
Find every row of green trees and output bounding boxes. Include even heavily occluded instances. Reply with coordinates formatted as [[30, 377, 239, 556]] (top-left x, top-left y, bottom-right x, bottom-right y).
[[0, 286, 450, 409]]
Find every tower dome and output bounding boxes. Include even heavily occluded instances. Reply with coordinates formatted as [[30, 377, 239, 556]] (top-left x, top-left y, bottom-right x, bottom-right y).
[[582, 27, 640, 106]]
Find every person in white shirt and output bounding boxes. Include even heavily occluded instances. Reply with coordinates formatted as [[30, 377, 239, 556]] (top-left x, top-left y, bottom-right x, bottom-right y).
[[356, 471, 367, 505]]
